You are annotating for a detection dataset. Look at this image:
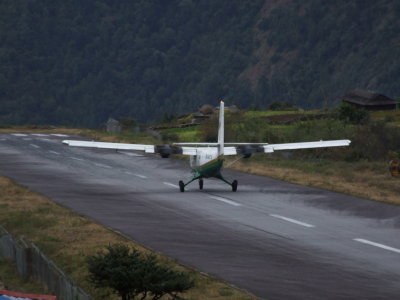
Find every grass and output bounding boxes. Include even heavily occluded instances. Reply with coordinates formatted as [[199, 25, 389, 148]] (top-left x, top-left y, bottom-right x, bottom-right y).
[[370, 110, 400, 127], [228, 155, 400, 206], [0, 259, 51, 295], [0, 177, 257, 300], [160, 126, 201, 142], [243, 110, 309, 118]]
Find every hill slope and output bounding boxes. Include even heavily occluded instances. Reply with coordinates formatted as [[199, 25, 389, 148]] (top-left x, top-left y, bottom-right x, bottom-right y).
[[1, 0, 399, 127]]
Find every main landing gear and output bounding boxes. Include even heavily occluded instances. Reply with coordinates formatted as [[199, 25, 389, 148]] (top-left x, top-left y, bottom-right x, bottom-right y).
[[178, 176, 238, 192], [232, 180, 238, 192], [179, 180, 185, 192]]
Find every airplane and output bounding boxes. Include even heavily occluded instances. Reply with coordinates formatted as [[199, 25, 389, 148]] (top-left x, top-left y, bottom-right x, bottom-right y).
[[62, 101, 351, 192]]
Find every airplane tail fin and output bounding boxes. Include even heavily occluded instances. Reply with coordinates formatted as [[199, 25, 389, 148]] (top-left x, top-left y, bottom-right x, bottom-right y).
[[218, 100, 224, 156]]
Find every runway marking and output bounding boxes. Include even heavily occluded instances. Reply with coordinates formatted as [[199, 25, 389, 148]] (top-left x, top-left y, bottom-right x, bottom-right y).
[[208, 195, 242, 207], [11, 133, 28, 137], [30, 144, 40, 149], [354, 238, 400, 254], [94, 162, 112, 169], [23, 138, 32, 141], [163, 182, 179, 188], [122, 152, 143, 157], [40, 138, 52, 142], [70, 157, 84, 161], [134, 174, 147, 179], [0, 138, 6, 141], [31, 134, 48, 136], [124, 171, 147, 179], [270, 214, 315, 228], [49, 150, 60, 155], [51, 134, 69, 137]]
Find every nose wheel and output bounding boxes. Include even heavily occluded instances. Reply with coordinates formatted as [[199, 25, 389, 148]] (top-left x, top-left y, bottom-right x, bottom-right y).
[[199, 179, 203, 190]]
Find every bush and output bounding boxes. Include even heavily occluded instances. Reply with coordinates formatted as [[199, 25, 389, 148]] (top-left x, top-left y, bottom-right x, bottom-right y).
[[198, 112, 280, 143], [162, 132, 180, 143], [199, 104, 214, 115], [86, 244, 194, 300], [268, 101, 298, 111], [119, 118, 138, 131], [348, 121, 400, 160], [198, 117, 218, 142], [336, 103, 370, 125]]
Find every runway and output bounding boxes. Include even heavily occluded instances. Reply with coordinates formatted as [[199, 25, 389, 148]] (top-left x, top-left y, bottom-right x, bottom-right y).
[[0, 133, 399, 299]]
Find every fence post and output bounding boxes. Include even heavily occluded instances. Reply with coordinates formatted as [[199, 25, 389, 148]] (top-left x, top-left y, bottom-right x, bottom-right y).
[[0, 228, 91, 300]]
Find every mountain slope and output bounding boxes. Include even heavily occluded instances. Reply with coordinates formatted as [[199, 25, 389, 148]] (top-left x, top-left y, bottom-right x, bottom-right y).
[[0, 0, 399, 126]]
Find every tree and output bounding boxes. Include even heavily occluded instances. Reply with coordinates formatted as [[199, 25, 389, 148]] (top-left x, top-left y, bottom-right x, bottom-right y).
[[86, 244, 194, 300], [336, 103, 369, 125]]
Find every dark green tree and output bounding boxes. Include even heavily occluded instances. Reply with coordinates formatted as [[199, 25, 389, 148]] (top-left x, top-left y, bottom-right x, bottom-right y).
[[86, 244, 194, 300], [336, 103, 369, 125]]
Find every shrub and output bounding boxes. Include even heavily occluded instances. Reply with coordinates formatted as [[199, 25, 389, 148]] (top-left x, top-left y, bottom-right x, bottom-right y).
[[199, 104, 214, 115], [336, 103, 370, 125], [86, 244, 194, 300], [268, 101, 298, 111], [348, 121, 400, 160]]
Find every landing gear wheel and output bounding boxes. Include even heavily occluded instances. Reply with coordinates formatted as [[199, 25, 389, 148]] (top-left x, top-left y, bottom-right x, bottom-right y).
[[199, 179, 203, 190], [232, 180, 238, 192], [179, 180, 185, 192]]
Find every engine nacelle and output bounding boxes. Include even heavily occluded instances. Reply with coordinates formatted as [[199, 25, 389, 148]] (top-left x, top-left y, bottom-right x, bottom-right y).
[[154, 145, 182, 158], [236, 145, 264, 158]]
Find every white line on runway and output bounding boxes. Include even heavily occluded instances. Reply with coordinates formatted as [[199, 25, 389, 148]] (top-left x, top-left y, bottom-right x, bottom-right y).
[[163, 182, 179, 188], [30, 144, 40, 149], [122, 152, 143, 157], [11, 133, 28, 137], [32, 134, 48, 136], [124, 171, 147, 179], [208, 195, 242, 207], [23, 138, 32, 141], [51, 134, 69, 137], [49, 150, 60, 155], [135, 174, 147, 179], [270, 214, 315, 228], [354, 238, 400, 254], [0, 138, 6, 141], [40, 138, 53, 142], [94, 162, 112, 169], [70, 157, 84, 161]]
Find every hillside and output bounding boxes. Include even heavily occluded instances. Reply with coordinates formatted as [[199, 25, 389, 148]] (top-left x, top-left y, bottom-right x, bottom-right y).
[[1, 0, 399, 127]]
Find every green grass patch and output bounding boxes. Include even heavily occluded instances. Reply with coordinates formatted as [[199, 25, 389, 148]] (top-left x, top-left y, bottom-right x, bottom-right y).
[[160, 126, 201, 142], [243, 110, 302, 118]]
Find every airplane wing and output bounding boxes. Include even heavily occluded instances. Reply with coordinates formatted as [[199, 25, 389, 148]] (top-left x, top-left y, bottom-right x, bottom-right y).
[[224, 139, 351, 156], [63, 139, 350, 157], [62, 140, 197, 157], [62, 140, 155, 152]]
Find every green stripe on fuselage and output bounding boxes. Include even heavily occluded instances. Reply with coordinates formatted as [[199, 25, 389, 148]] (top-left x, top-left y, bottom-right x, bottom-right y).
[[194, 157, 224, 178]]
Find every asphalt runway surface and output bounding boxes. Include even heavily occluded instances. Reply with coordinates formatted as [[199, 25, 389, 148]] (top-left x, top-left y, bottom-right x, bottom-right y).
[[0, 133, 399, 299]]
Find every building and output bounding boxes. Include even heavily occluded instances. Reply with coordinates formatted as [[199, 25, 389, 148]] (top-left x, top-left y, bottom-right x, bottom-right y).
[[341, 89, 397, 111], [106, 118, 122, 134]]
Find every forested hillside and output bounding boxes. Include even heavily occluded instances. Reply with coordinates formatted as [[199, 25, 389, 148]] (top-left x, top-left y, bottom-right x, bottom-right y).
[[1, 0, 399, 127]]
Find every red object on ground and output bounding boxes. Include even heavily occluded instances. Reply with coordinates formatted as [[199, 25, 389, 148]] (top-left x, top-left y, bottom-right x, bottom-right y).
[[0, 290, 56, 300]]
